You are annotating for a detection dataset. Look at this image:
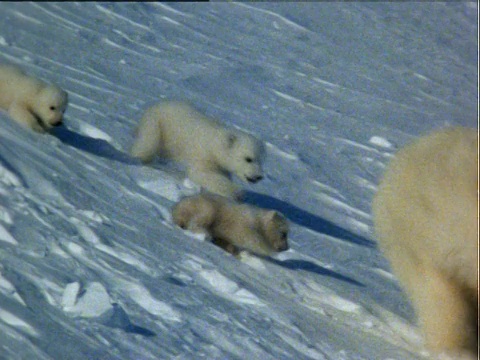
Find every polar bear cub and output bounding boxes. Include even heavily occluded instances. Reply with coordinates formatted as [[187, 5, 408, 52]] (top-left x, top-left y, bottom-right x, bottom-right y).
[[172, 193, 289, 256], [130, 101, 265, 198], [372, 127, 478, 359], [0, 64, 68, 133]]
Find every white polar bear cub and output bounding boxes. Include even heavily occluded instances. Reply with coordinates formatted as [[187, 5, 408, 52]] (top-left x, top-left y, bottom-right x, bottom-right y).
[[372, 127, 478, 359], [172, 193, 289, 256], [130, 101, 265, 198], [0, 64, 68, 133]]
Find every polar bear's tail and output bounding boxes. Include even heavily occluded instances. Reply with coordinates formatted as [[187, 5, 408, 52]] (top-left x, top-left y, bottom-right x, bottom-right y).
[[130, 106, 163, 163]]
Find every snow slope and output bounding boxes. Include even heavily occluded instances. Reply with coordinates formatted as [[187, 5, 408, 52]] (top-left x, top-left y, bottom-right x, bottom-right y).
[[0, 2, 477, 360]]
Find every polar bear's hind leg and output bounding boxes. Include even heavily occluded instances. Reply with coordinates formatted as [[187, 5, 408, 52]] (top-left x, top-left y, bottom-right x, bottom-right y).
[[130, 113, 163, 163]]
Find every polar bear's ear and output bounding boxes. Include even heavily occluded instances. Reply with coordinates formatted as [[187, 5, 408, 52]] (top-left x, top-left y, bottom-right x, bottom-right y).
[[262, 210, 278, 226], [227, 133, 237, 148], [262, 210, 287, 228]]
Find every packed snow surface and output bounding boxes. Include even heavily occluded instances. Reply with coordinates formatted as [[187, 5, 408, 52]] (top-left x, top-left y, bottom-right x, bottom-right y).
[[0, 2, 477, 360]]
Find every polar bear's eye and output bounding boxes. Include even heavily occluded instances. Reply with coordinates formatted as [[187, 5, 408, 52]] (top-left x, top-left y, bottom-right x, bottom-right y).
[[245, 157, 253, 163], [50, 106, 56, 111]]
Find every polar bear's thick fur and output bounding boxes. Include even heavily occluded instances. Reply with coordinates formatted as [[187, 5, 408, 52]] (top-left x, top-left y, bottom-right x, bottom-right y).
[[172, 193, 289, 256], [130, 101, 265, 198], [372, 127, 478, 359], [0, 64, 68, 133]]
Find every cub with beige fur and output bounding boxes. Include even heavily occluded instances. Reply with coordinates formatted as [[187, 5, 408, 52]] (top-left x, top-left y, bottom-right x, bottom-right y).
[[172, 193, 289, 256]]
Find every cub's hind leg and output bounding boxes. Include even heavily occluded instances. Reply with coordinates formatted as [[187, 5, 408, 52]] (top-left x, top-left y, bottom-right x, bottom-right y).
[[130, 112, 164, 163]]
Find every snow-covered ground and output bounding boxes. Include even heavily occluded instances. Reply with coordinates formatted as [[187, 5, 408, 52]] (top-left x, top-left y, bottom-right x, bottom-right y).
[[0, 2, 477, 360]]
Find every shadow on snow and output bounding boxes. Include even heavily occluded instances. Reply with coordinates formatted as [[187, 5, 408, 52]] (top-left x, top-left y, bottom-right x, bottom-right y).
[[53, 126, 135, 164], [243, 191, 375, 249], [268, 258, 364, 287]]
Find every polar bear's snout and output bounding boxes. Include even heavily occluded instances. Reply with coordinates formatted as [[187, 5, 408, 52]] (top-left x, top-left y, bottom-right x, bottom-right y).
[[50, 113, 64, 127], [246, 174, 263, 183], [242, 161, 265, 184], [41, 112, 63, 129], [274, 241, 289, 252], [52, 119, 63, 127]]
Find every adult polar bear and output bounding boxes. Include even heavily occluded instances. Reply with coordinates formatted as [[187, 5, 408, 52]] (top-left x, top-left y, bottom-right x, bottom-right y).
[[0, 64, 68, 133], [131, 101, 265, 198], [372, 127, 478, 359]]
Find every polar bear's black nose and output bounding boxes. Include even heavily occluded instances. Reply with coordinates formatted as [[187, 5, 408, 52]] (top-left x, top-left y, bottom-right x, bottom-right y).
[[247, 175, 263, 183]]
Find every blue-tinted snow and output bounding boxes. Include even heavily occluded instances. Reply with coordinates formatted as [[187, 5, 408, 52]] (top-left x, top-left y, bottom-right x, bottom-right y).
[[0, 2, 477, 360]]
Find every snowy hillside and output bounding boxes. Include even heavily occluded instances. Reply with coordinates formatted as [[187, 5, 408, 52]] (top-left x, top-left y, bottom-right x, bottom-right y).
[[0, 2, 477, 360]]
